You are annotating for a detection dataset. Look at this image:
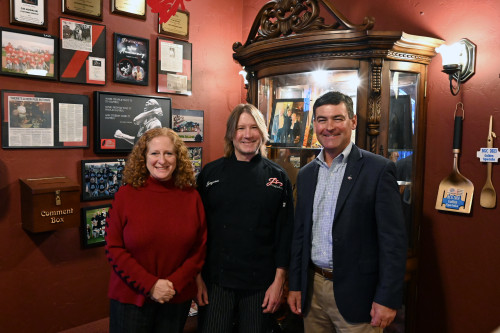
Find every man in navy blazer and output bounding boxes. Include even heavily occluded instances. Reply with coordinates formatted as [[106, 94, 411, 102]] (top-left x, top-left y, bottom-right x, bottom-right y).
[[287, 91, 407, 332]]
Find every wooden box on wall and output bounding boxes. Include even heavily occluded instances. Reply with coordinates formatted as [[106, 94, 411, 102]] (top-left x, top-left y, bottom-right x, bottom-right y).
[[19, 177, 80, 233]]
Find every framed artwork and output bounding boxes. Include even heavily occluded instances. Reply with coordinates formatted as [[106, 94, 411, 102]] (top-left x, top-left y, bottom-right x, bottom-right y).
[[59, 17, 106, 85], [268, 99, 308, 147], [1, 90, 89, 149], [81, 158, 126, 201], [9, 0, 48, 29], [94, 91, 171, 154], [81, 204, 110, 248], [158, 9, 189, 40], [187, 147, 202, 178], [157, 38, 192, 95], [113, 33, 149, 85], [0, 27, 57, 80], [62, 0, 103, 21], [172, 109, 203, 142], [111, 0, 146, 20]]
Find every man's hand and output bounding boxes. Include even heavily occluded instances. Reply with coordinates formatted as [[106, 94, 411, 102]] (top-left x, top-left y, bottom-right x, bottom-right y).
[[195, 273, 209, 306], [370, 302, 397, 328], [287, 291, 302, 315], [262, 268, 286, 313]]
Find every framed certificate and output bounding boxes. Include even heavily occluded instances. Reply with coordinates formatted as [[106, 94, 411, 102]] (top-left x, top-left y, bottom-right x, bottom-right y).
[[157, 38, 192, 96], [159, 10, 189, 40], [111, 0, 146, 20], [113, 33, 149, 85], [9, 0, 48, 29], [62, 0, 103, 21]]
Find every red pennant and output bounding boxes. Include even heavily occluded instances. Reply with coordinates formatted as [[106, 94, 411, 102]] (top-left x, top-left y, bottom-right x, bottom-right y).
[[147, 0, 191, 24]]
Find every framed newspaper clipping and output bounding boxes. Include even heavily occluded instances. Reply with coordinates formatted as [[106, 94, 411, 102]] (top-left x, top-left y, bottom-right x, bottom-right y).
[[157, 37, 192, 95]]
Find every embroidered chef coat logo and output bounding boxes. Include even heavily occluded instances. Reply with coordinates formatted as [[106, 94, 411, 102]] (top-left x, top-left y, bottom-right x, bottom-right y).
[[266, 178, 283, 189], [206, 180, 219, 188]]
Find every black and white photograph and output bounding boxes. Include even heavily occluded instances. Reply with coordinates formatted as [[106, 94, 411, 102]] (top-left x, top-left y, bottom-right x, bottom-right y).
[[171, 108, 203, 142], [113, 33, 149, 85], [81, 158, 126, 201], [187, 147, 202, 178], [94, 92, 171, 153], [81, 204, 110, 248], [0, 27, 56, 80]]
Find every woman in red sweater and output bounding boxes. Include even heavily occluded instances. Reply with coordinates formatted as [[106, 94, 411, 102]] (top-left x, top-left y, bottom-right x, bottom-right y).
[[105, 128, 207, 332]]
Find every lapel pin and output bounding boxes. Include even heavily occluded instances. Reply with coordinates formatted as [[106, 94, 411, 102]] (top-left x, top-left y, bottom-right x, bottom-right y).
[[347, 175, 352, 180]]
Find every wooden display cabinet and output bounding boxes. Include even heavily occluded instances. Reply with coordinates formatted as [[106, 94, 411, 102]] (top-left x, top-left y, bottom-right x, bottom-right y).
[[233, 1, 444, 332]]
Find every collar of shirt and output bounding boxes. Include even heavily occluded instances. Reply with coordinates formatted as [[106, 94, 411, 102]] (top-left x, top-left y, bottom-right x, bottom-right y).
[[315, 142, 353, 169]]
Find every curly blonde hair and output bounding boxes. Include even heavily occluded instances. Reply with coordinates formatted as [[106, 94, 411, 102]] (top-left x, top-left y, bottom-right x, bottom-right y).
[[122, 128, 196, 189]]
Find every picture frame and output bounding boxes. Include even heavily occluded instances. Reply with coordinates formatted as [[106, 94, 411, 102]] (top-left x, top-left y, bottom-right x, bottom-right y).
[[94, 91, 172, 154], [81, 158, 126, 201], [158, 9, 189, 41], [157, 37, 192, 95], [0, 27, 57, 80], [111, 0, 146, 20], [81, 204, 110, 248], [59, 17, 106, 85], [1, 90, 90, 149], [113, 33, 149, 85], [172, 109, 203, 142], [9, 0, 48, 29], [62, 0, 103, 21], [268, 99, 308, 147], [187, 147, 202, 178]]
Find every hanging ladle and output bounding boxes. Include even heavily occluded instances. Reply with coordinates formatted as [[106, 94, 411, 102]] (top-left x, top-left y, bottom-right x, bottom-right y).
[[480, 115, 496, 208]]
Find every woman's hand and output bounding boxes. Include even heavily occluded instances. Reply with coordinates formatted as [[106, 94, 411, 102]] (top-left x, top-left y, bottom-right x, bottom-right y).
[[150, 279, 176, 303], [195, 273, 209, 306]]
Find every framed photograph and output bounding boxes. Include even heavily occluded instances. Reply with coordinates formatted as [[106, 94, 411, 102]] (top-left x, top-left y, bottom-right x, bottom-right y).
[[10, 0, 48, 29], [81, 204, 110, 248], [157, 38, 192, 95], [81, 158, 126, 201], [1, 90, 90, 149], [111, 0, 146, 20], [59, 17, 106, 85], [159, 9, 189, 40], [268, 99, 308, 147], [94, 91, 171, 154], [172, 109, 203, 142], [0, 27, 57, 80], [113, 33, 149, 85], [188, 147, 202, 178], [62, 0, 103, 21]]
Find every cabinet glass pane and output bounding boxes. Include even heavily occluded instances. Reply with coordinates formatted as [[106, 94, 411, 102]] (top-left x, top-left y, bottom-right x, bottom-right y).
[[258, 70, 359, 148]]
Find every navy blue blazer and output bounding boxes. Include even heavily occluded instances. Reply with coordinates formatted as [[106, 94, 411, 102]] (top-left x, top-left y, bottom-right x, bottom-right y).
[[288, 144, 407, 323]]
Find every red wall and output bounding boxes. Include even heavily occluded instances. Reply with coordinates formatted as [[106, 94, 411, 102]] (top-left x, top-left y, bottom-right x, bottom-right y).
[[0, 2, 243, 332], [243, 0, 500, 332]]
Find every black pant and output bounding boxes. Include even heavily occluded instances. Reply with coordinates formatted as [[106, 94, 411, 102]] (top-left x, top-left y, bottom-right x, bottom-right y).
[[109, 298, 191, 333], [198, 283, 273, 333]]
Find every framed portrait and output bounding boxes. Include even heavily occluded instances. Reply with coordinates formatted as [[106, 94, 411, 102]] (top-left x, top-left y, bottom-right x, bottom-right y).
[[59, 17, 106, 85], [0, 27, 57, 80], [10, 0, 48, 29], [158, 9, 189, 40], [268, 99, 309, 147], [172, 109, 203, 142], [62, 0, 103, 21], [81, 204, 110, 248], [111, 0, 146, 20], [94, 91, 171, 154], [113, 33, 149, 85], [1, 90, 89, 149], [187, 147, 202, 178], [81, 158, 126, 201], [157, 38, 192, 95]]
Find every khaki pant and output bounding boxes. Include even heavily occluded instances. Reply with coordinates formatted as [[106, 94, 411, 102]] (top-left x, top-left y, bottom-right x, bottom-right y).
[[304, 271, 383, 333]]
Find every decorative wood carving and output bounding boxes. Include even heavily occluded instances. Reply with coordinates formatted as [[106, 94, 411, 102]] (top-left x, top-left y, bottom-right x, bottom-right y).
[[367, 58, 383, 153]]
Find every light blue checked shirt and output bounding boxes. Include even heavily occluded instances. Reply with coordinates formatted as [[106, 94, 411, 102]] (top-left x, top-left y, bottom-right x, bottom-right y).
[[311, 142, 353, 269]]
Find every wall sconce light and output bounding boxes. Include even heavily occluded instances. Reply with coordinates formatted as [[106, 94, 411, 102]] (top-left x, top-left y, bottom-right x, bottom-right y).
[[436, 38, 476, 96]]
